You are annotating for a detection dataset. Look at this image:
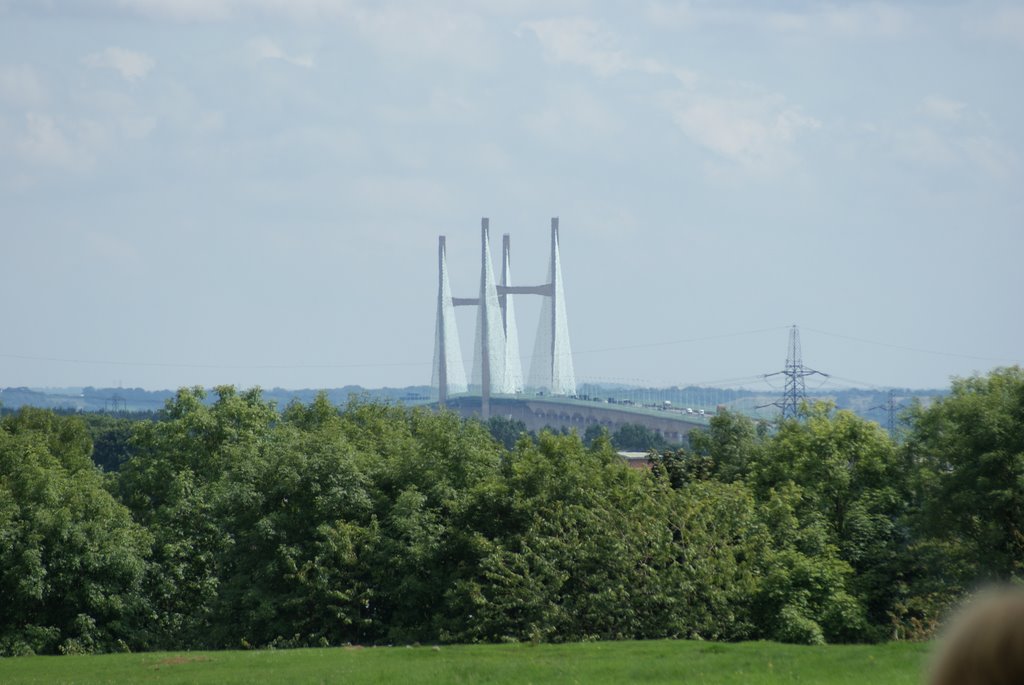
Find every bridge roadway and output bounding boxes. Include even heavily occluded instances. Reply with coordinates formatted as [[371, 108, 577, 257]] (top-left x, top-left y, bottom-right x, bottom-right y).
[[439, 394, 709, 445]]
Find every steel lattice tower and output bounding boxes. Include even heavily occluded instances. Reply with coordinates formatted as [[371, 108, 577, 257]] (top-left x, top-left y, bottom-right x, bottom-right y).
[[870, 389, 904, 436], [764, 325, 827, 420]]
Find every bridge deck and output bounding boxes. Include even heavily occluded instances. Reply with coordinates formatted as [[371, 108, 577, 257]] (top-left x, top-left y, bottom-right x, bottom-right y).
[[438, 394, 709, 445]]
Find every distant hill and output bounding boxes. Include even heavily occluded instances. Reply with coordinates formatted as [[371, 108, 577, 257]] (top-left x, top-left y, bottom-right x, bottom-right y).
[[575, 382, 946, 429], [0, 385, 434, 413], [1, 383, 943, 429]]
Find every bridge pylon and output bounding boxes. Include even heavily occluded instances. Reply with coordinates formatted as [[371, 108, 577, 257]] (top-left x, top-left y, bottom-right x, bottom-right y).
[[432, 217, 576, 418]]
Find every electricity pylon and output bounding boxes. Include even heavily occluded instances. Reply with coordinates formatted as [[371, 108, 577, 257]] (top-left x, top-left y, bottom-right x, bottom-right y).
[[870, 389, 905, 436], [763, 325, 828, 421]]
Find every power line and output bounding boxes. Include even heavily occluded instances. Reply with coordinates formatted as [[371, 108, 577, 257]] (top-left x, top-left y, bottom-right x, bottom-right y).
[[574, 325, 790, 356], [803, 327, 1020, 365], [2, 322, 1016, 387], [0, 352, 429, 371], [820, 374, 888, 390], [0, 326, 791, 374], [869, 390, 907, 436], [760, 325, 828, 420]]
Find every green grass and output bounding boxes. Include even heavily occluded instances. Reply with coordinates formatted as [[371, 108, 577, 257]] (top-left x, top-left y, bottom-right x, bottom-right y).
[[0, 639, 931, 685]]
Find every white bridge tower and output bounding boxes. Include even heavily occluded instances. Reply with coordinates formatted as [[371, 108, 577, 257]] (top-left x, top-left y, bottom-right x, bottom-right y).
[[432, 217, 576, 418]]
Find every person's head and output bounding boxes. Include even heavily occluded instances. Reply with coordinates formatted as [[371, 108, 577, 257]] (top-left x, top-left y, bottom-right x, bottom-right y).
[[930, 586, 1024, 685]]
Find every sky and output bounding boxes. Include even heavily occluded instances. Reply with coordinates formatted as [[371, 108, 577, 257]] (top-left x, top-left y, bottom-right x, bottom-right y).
[[0, 0, 1021, 394]]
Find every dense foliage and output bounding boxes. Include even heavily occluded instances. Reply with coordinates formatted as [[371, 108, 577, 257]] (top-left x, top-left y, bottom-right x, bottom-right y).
[[1, 367, 1022, 654], [0, 409, 150, 655]]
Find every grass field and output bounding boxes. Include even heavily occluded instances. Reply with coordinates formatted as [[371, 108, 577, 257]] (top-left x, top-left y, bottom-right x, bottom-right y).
[[0, 639, 932, 684]]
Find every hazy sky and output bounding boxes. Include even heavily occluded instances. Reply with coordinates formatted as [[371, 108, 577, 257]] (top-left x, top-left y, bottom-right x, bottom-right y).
[[1, 0, 1021, 393]]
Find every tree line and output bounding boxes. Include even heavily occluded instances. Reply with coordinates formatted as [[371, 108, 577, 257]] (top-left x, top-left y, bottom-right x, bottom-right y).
[[1, 367, 1021, 655]]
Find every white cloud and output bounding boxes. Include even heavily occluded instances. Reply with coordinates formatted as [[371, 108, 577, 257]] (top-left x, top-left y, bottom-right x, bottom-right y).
[[763, 12, 811, 33], [10, 88, 161, 173], [643, 1, 698, 29], [525, 15, 819, 173], [667, 93, 820, 172], [87, 231, 141, 265], [157, 82, 226, 135], [63, 2, 493, 64], [972, 6, 1024, 46], [83, 47, 155, 82], [85, 0, 359, 23], [472, 141, 510, 172], [114, 0, 233, 22], [0, 64, 46, 105], [249, 37, 315, 68], [375, 89, 477, 125], [74, 88, 159, 143], [105, 0, 568, 24], [114, 1, 493, 62], [524, 16, 695, 84], [250, 0, 355, 22], [917, 97, 1014, 177], [16, 112, 92, 170], [120, 114, 157, 139], [645, 1, 911, 38], [524, 85, 620, 147], [897, 126, 957, 167], [821, 3, 910, 38], [524, 16, 630, 76], [194, 110, 226, 134], [959, 136, 1016, 180], [344, 174, 456, 218], [349, 5, 492, 65], [894, 115, 1017, 181], [922, 96, 967, 123]]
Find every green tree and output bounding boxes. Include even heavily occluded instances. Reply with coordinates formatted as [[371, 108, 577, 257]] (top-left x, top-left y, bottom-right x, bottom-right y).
[[12, 384, 971, 650], [486, 415, 531, 450], [210, 396, 375, 648], [0, 409, 150, 655], [907, 366, 1024, 581], [339, 402, 505, 644], [611, 423, 670, 451], [664, 479, 765, 641], [750, 403, 905, 640], [458, 431, 676, 642], [455, 432, 767, 643], [752, 483, 868, 644], [687, 409, 766, 483], [114, 386, 277, 648], [582, 423, 606, 448], [80, 414, 136, 472]]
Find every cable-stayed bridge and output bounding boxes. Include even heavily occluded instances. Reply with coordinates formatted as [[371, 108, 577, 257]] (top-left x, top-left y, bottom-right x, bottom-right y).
[[433, 217, 705, 442]]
